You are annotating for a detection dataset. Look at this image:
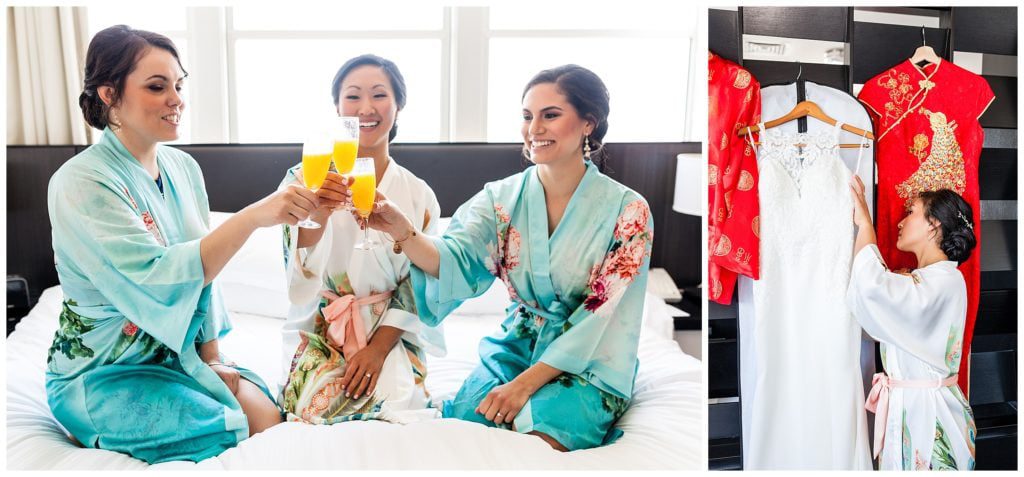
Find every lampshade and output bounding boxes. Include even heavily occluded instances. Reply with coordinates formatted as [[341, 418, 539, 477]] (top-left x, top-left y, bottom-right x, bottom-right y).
[[673, 153, 704, 216]]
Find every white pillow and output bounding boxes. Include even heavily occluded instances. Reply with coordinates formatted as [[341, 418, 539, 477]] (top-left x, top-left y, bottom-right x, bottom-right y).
[[641, 292, 676, 341], [209, 211, 290, 319], [449, 279, 512, 317]]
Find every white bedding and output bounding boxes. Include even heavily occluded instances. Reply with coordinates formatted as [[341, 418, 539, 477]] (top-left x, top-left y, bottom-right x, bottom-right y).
[[7, 284, 702, 470]]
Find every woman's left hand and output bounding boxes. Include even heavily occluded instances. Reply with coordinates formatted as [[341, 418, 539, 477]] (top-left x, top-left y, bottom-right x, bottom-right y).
[[340, 345, 387, 400], [210, 363, 241, 395], [353, 190, 415, 238], [476, 380, 533, 426], [850, 175, 873, 229]]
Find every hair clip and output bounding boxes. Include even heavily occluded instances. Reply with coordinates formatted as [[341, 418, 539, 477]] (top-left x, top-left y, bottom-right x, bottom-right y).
[[957, 211, 973, 230]]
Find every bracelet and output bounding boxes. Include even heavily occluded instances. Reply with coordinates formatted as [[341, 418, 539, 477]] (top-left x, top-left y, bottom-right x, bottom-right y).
[[385, 228, 417, 254], [206, 360, 236, 368]]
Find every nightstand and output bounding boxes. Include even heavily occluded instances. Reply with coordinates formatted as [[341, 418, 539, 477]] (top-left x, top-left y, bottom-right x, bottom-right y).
[[648, 268, 701, 331], [7, 275, 31, 336]]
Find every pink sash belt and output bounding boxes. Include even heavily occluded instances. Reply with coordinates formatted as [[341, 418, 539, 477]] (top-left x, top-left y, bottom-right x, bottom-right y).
[[320, 289, 392, 360], [864, 372, 958, 458]]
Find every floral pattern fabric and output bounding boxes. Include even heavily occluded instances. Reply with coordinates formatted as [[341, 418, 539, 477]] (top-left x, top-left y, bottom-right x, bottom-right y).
[[410, 160, 653, 450], [45, 127, 272, 464], [847, 244, 976, 470], [278, 159, 446, 425]]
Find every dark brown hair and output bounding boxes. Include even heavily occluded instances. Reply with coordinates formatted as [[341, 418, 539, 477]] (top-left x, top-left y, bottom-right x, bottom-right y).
[[918, 189, 976, 264], [331, 54, 407, 143], [79, 25, 187, 130], [522, 64, 611, 161]]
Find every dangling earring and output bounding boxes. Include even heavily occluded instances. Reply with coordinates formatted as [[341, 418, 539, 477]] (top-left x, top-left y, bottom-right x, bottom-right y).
[[583, 135, 592, 161]]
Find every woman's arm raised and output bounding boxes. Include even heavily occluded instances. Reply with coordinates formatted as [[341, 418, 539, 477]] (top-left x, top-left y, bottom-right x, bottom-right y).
[[361, 190, 441, 277], [850, 175, 877, 257], [199, 184, 319, 285], [295, 171, 352, 248]]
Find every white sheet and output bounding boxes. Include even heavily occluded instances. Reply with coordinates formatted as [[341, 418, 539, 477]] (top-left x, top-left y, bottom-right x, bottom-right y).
[[7, 286, 702, 470]]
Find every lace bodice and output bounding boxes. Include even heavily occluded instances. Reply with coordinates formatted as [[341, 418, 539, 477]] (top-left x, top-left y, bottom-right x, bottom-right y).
[[752, 121, 844, 193]]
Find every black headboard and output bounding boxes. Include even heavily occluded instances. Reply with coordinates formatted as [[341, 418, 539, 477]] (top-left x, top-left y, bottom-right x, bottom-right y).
[[7, 142, 700, 304]]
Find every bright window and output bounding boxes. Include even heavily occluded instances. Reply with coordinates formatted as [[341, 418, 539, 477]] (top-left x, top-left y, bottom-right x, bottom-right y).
[[81, 5, 695, 144], [231, 5, 443, 31], [487, 37, 689, 143], [489, 4, 684, 31], [232, 39, 442, 143]]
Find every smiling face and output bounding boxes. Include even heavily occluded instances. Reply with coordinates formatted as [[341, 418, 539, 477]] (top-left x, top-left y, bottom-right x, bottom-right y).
[[896, 198, 941, 253], [101, 47, 185, 145], [521, 82, 594, 166], [337, 65, 399, 149]]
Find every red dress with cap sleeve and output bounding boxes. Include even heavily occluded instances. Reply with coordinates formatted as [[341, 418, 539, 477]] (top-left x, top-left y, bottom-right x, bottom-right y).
[[858, 59, 995, 396]]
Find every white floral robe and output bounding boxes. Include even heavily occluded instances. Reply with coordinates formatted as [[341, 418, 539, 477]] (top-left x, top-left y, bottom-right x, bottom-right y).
[[278, 158, 446, 424], [847, 244, 975, 470]]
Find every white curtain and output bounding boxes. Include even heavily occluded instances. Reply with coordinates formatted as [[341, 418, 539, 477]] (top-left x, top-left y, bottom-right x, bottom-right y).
[[6, 6, 90, 145]]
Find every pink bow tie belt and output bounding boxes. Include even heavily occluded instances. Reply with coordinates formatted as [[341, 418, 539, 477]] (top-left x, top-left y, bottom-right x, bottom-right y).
[[864, 372, 958, 458], [320, 289, 392, 360]]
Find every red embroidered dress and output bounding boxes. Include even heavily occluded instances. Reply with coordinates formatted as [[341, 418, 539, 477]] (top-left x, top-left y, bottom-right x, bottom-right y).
[[858, 59, 995, 395], [708, 52, 761, 304]]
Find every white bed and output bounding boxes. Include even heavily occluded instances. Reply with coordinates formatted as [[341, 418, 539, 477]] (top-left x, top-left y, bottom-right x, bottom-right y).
[[6, 216, 703, 470]]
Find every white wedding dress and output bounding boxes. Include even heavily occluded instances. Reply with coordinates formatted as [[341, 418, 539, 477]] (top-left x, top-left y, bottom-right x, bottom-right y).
[[740, 116, 873, 470]]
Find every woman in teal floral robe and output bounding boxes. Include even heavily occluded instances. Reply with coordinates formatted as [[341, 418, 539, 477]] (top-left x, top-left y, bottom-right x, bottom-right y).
[[363, 65, 653, 451], [45, 26, 316, 464]]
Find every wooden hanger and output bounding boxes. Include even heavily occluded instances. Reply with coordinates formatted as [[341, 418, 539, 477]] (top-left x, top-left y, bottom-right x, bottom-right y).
[[910, 25, 942, 67], [738, 100, 874, 148]]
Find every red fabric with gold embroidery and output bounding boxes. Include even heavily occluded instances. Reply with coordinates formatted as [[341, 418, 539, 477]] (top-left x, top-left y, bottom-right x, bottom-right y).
[[858, 60, 994, 396], [708, 52, 761, 304]]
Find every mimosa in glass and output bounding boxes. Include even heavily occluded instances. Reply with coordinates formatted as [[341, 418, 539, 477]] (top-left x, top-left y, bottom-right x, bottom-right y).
[[297, 135, 333, 229], [333, 116, 359, 174], [351, 157, 379, 249]]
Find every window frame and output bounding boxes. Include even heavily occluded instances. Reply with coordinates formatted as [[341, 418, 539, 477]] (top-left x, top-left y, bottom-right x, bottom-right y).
[[85, 5, 697, 143]]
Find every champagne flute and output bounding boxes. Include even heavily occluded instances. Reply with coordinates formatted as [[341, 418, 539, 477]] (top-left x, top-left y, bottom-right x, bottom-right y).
[[332, 116, 359, 175], [296, 134, 333, 229], [351, 157, 379, 249]]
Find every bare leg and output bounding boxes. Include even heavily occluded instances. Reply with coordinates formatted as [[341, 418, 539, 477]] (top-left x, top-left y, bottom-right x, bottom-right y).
[[235, 378, 283, 437], [527, 431, 569, 452]]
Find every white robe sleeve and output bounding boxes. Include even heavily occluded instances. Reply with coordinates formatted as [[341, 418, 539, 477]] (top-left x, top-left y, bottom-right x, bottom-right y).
[[846, 244, 963, 371]]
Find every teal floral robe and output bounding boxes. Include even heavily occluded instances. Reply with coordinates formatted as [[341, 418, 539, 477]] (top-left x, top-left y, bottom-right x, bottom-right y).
[[410, 160, 653, 450], [45, 128, 275, 464]]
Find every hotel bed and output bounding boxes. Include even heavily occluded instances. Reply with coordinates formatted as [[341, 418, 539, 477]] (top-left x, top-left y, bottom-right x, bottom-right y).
[[7, 215, 703, 470]]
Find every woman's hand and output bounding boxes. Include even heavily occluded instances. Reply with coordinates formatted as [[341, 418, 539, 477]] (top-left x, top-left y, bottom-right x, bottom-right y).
[[850, 175, 873, 229], [210, 363, 241, 395], [850, 174, 878, 255], [339, 345, 387, 400], [241, 184, 319, 228], [353, 190, 415, 238], [294, 170, 352, 223], [476, 380, 533, 425]]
